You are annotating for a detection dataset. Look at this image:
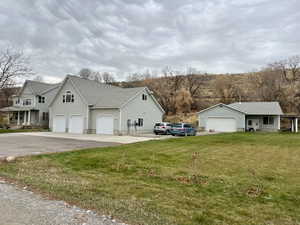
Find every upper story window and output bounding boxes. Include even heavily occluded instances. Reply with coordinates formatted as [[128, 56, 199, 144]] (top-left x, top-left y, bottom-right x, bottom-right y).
[[23, 99, 32, 106], [15, 98, 20, 105], [63, 91, 74, 103], [142, 94, 147, 101], [38, 96, 45, 103]]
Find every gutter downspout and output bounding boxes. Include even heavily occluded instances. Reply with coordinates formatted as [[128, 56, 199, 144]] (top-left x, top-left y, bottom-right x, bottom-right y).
[[119, 108, 122, 135]]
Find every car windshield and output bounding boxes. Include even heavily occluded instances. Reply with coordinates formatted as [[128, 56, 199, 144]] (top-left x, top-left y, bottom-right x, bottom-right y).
[[172, 123, 183, 128], [155, 123, 162, 126]]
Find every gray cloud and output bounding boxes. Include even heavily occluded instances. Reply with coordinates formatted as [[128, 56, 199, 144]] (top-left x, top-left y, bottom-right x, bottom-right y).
[[0, 0, 299, 81]]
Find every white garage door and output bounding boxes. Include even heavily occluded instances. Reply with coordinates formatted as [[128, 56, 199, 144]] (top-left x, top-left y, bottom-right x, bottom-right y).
[[207, 117, 237, 132], [96, 116, 114, 134], [53, 115, 66, 133], [69, 115, 84, 134]]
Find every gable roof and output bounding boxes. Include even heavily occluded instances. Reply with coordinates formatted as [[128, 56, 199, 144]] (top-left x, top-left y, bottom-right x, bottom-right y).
[[19, 80, 59, 96], [198, 103, 246, 115], [50, 75, 165, 112], [228, 102, 283, 115]]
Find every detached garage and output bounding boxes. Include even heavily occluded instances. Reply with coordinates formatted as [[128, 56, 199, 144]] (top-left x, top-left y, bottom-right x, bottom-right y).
[[198, 103, 246, 132], [198, 102, 284, 132]]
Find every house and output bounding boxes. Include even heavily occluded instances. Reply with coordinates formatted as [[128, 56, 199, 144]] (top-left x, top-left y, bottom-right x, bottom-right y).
[[0, 80, 60, 127], [198, 102, 283, 132], [49, 75, 164, 134]]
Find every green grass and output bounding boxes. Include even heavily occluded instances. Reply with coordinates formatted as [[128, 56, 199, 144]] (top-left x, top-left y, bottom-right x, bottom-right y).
[[0, 128, 47, 134], [0, 133, 300, 225]]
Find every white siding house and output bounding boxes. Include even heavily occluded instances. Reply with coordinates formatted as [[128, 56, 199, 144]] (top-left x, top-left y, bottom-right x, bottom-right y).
[[49, 75, 164, 134], [198, 102, 283, 132]]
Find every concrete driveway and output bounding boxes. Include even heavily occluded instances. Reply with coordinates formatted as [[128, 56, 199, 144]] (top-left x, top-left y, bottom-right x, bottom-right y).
[[0, 132, 168, 157], [0, 133, 120, 157], [23, 132, 166, 144]]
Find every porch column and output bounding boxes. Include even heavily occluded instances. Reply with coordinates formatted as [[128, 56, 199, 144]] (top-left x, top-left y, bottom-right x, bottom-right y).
[[28, 110, 31, 125], [17, 111, 20, 126], [295, 118, 298, 133], [23, 111, 26, 125], [292, 119, 295, 132], [7, 112, 10, 125]]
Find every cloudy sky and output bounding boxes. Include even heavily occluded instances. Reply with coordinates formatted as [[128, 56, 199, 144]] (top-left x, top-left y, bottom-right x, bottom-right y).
[[0, 0, 299, 82]]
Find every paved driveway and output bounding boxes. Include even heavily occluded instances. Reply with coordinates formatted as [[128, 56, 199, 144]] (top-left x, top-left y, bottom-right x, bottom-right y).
[[0, 133, 120, 157], [24, 132, 165, 144]]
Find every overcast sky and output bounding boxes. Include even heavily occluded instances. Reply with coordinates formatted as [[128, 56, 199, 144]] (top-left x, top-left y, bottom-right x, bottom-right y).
[[0, 0, 299, 82]]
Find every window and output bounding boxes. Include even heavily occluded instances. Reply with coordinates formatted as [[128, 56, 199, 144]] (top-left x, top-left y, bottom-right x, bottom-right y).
[[138, 118, 144, 127], [248, 120, 252, 126], [63, 91, 74, 103], [142, 94, 147, 101], [263, 116, 274, 125], [15, 98, 20, 105], [42, 112, 49, 121], [38, 96, 45, 103], [23, 99, 32, 106], [173, 123, 183, 128]]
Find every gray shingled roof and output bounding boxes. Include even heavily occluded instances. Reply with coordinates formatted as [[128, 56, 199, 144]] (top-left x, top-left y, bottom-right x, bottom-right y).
[[228, 102, 283, 115], [69, 75, 146, 108], [23, 80, 59, 95]]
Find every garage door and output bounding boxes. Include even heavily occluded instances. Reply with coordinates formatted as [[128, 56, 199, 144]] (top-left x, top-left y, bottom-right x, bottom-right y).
[[53, 115, 66, 133], [207, 117, 237, 132], [96, 116, 114, 134], [69, 115, 84, 134]]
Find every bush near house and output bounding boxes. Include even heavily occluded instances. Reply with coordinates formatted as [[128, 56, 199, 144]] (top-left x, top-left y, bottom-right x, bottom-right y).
[[0, 133, 300, 225]]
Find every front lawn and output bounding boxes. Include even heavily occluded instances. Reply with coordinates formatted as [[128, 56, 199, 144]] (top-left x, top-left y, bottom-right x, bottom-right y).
[[0, 133, 299, 225]]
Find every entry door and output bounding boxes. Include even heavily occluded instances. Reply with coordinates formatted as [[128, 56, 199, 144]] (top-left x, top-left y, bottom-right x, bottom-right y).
[[69, 115, 84, 134], [247, 119, 259, 131], [53, 115, 66, 132], [96, 116, 114, 134]]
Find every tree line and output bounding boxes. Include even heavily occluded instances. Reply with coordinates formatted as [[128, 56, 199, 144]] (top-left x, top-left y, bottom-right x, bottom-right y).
[[1, 46, 300, 115]]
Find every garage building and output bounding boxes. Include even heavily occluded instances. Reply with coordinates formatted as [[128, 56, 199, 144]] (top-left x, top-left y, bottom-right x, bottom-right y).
[[49, 75, 164, 135], [198, 102, 283, 132]]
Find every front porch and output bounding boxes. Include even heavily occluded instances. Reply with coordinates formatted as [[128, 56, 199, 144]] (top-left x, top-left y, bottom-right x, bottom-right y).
[[246, 115, 280, 132], [0, 106, 39, 127]]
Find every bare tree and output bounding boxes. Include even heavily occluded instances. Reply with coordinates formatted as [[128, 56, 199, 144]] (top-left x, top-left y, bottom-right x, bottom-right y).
[[175, 88, 193, 115], [248, 69, 284, 102], [102, 72, 115, 84], [79, 68, 92, 79], [0, 48, 33, 89], [270, 56, 300, 83], [214, 75, 244, 104]]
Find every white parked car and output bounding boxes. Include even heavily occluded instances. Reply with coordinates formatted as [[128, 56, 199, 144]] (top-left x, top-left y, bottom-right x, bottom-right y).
[[154, 122, 172, 135]]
